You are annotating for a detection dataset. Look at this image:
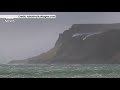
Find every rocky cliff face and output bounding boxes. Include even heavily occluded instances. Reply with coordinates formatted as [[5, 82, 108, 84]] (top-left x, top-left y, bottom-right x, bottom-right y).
[[8, 23, 120, 64]]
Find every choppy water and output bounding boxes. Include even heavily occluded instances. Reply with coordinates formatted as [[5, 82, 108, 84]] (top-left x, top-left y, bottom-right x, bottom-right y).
[[0, 64, 120, 78]]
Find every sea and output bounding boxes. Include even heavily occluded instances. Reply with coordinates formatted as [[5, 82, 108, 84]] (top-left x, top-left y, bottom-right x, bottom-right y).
[[0, 64, 120, 78]]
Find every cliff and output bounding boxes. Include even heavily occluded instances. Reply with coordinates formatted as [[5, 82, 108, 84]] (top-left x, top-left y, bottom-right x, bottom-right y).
[[8, 23, 120, 64]]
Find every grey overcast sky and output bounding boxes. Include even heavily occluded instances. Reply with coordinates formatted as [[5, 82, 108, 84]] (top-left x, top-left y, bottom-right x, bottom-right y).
[[0, 12, 120, 63]]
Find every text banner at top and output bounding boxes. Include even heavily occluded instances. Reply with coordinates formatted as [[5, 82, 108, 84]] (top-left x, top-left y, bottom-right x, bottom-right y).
[[0, 15, 56, 19]]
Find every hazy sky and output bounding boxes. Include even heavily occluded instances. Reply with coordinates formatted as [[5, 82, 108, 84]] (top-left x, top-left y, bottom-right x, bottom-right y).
[[1, 12, 120, 63]]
